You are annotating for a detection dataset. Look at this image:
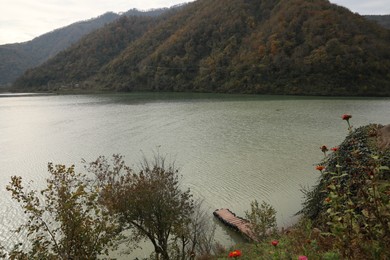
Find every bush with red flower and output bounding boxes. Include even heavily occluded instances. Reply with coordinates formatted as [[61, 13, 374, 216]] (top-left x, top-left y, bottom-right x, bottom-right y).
[[214, 115, 388, 260], [300, 115, 390, 259]]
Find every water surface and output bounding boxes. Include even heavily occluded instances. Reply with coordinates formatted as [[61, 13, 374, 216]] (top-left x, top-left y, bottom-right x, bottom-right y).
[[0, 93, 389, 257]]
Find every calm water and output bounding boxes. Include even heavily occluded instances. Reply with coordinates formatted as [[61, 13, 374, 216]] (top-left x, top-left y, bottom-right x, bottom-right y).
[[0, 93, 389, 257]]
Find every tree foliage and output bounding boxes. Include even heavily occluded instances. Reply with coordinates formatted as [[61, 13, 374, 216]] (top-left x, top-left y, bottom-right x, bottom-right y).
[[86, 154, 212, 260], [0, 12, 119, 86], [3, 154, 216, 259], [0, 8, 177, 87], [245, 200, 277, 242], [12, 0, 390, 96], [300, 123, 390, 258], [13, 15, 159, 91], [5, 163, 121, 259]]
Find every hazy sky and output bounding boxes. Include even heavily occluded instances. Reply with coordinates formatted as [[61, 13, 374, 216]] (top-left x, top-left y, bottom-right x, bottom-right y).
[[0, 0, 389, 45]]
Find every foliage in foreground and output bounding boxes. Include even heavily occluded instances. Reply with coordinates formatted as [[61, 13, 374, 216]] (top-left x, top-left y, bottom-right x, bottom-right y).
[[2, 116, 389, 260], [211, 200, 340, 260], [214, 117, 389, 260], [217, 219, 340, 260], [245, 200, 277, 242], [4, 163, 121, 259], [2, 154, 216, 260], [300, 120, 390, 259], [87, 154, 215, 260]]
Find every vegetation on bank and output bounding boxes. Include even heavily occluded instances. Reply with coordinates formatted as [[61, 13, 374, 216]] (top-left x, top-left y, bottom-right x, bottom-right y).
[[216, 119, 389, 259], [1, 154, 216, 260], [12, 0, 390, 96], [1, 116, 389, 259]]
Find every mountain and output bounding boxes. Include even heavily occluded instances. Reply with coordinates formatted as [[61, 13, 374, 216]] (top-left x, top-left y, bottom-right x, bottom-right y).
[[13, 0, 390, 96], [0, 12, 119, 86], [0, 9, 173, 87], [365, 15, 390, 29]]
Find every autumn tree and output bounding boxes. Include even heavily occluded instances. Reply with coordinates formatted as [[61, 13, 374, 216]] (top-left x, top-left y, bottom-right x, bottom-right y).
[[5, 163, 121, 259], [87, 154, 196, 260]]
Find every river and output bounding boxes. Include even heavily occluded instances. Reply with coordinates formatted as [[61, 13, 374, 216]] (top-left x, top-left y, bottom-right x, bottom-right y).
[[0, 92, 389, 258]]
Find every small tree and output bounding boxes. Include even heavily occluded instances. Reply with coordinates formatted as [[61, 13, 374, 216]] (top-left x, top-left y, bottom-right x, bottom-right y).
[[88, 154, 195, 260], [171, 200, 216, 259], [245, 200, 277, 242], [5, 163, 120, 259]]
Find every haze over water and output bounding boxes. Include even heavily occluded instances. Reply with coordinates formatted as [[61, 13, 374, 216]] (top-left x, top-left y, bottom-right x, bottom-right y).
[[0, 93, 389, 257]]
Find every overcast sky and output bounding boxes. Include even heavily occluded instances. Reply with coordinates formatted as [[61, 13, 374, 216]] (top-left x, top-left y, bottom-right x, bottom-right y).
[[0, 0, 389, 45]]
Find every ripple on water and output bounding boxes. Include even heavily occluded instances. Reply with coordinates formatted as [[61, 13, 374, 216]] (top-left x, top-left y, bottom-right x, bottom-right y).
[[0, 94, 389, 256]]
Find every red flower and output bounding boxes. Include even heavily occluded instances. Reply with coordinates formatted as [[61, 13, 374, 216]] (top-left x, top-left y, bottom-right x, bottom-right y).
[[342, 114, 353, 130], [271, 240, 279, 247], [320, 145, 328, 153], [331, 147, 339, 152], [342, 114, 352, 120], [316, 165, 325, 172], [325, 197, 332, 203], [228, 250, 242, 258], [298, 256, 308, 260]]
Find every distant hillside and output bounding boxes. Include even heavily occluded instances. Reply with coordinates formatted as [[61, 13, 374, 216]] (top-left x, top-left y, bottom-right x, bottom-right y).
[[0, 8, 172, 86], [365, 15, 390, 29], [0, 12, 119, 86], [13, 0, 390, 96]]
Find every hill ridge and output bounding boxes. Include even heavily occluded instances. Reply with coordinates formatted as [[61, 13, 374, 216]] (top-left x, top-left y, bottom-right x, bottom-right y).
[[11, 0, 390, 96], [0, 8, 174, 87]]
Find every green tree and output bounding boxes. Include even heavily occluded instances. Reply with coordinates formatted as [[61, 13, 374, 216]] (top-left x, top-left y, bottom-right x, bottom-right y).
[[88, 154, 195, 260], [245, 200, 277, 242], [5, 163, 120, 259]]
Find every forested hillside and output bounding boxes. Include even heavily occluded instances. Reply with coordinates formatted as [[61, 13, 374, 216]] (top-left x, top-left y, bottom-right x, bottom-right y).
[[0, 9, 172, 87], [13, 0, 390, 96], [0, 12, 119, 86], [15, 16, 162, 90]]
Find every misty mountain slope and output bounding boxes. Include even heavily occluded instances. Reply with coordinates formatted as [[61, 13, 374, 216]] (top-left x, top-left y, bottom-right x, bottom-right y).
[[17, 15, 162, 89], [365, 15, 390, 29], [0, 46, 36, 86], [0, 12, 119, 85], [0, 8, 173, 86]]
